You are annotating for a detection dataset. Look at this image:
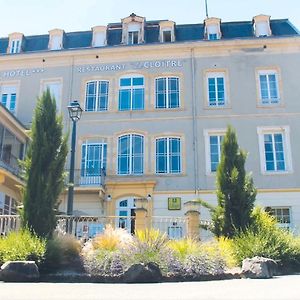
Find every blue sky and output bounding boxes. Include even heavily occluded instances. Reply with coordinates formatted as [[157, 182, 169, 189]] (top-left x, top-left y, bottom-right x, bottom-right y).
[[0, 0, 299, 36]]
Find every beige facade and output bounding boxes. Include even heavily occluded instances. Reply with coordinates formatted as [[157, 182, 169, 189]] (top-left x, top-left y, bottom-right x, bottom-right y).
[[0, 104, 27, 215], [1, 14, 300, 237]]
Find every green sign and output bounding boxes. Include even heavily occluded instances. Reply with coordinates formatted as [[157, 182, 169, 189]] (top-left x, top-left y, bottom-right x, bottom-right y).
[[168, 197, 181, 210]]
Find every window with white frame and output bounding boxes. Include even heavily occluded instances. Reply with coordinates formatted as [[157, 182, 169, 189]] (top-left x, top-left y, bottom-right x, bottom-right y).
[[258, 70, 280, 104], [257, 127, 292, 173], [204, 130, 225, 174], [43, 80, 62, 111], [85, 80, 109, 112], [207, 72, 226, 106], [81, 142, 107, 184], [208, 33, 218, 40], [209, 135, 224, 172], [267, 207, 291, 229], [156, 137, 181, 174], [118, 134, 144, 175], [128, 31, 139, 45], [155, 77, 180, 109], [10, 39, 21, 54], [1, 85, 17, 114], [119, 76, 144, 111], [0, 192, 17, 215]]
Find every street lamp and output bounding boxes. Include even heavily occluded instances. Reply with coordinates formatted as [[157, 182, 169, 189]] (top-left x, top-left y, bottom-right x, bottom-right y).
[[67, 100, 83, 216]]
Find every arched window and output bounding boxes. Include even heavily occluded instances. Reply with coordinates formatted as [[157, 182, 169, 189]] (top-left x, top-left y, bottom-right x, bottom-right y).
[[85, 80, 109, 111], [119, 75, 144, 111], [118, 134, 144, 175]]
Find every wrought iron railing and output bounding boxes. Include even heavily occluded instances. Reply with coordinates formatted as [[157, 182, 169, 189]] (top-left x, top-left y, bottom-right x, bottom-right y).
[[0, 152, 21, 177], [0, 214, 213, 240], [65, 168, 106, 187]]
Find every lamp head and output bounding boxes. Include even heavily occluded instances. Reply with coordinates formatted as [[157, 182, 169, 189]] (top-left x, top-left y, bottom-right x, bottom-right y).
[[68, 100, 82, 122]]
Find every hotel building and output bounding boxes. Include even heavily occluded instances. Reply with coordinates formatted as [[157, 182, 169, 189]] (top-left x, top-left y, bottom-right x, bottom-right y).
[[1, 13, 300, 237]]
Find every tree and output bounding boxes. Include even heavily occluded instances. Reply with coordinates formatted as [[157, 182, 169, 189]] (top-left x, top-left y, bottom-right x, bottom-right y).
[[22, 90, 68, 238], [211, 125, 257, 238]]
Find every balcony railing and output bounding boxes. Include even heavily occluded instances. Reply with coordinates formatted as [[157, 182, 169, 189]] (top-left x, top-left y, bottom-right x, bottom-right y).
[[65, 168, 106, 187], [0, 152, 21, 177]]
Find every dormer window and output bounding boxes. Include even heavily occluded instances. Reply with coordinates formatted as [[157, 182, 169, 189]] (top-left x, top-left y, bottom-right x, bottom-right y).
[[159, 21, 175, 43], [204, 18, 222, 40], [121, 13, 145, 45], [92, 26, 107, 47], [48, 29, 64, 50], [8, 33, 23, 54], [253, 15, 272, 37]]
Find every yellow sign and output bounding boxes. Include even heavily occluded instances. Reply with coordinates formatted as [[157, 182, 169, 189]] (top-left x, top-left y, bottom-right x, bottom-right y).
[[168, 197, 181, 210]]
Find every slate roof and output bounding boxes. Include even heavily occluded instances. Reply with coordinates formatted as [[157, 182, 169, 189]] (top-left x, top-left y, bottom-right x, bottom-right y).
[[0, 19, 298, 55]]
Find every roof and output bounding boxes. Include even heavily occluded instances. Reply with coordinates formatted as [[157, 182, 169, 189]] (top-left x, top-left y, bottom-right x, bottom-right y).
[[0, 19, 298, 55], [0, 103, 28, 131]]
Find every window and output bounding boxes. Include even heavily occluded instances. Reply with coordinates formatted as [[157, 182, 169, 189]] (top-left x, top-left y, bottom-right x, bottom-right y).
[[10, 39, 21, 54], [209, 135, 224, 172], [155, 77, 179, 109], [85, 81, 109, 112], [204, 130, 225, 174], [43, 80, 62, 110], [0, 193, 17, 215], [119, 76, 144, 111], [163, 31, 172, 42], [267, 207, 291, 229], [156, 137, 181, 174], [264, 133, 286, 171], [118, 134, 144, 175], [208, 33, 218, 40], [1, 85, 17, 114], [258, 71, 279, 104], [128, 31, 139, 45], [257, 127, 292, 174], [207, 72, 226, 106], [81, 142, 107, 185]]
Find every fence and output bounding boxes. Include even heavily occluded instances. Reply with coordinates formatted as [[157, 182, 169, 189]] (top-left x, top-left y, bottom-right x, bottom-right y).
[[0, 215, 213, 240], [0, 215, 21, 236]]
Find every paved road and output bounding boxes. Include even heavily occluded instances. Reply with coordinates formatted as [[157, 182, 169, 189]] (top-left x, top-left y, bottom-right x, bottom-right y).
[[1, 275, 300, 300]]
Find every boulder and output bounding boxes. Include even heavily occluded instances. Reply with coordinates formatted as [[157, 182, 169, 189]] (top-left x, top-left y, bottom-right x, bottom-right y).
[[0, 261, 39, 282], [123, 262, 162, 283], [242, 256, 278, 279]]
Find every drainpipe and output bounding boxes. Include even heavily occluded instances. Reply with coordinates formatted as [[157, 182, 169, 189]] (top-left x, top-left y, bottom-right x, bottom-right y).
[[190, 48, 199, 194]]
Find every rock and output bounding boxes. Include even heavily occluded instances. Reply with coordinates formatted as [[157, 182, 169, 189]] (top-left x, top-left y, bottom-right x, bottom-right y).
[[241, 256, 278, 279], [123, 262, 162, 283], [0, 261, 40, 282]]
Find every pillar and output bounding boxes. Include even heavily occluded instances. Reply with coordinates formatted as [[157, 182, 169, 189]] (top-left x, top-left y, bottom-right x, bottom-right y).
[[135, 208, 148, 232], [185, 210, 200, 240]]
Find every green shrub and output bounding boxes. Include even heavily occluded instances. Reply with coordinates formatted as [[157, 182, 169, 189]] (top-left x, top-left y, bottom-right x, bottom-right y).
[[43, 234, 81, 271], [231, 207, 300, 268], [167, 238, 200, 260], [0, 230, 46, 265]]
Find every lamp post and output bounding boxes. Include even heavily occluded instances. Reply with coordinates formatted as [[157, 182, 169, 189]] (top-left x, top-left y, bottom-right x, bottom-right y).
[[67, 100, 82, 216]]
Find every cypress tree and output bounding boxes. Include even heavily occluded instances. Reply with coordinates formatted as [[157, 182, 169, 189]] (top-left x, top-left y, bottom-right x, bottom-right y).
[[212, 125, 256, 238], [22, 90, 68, 238]]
